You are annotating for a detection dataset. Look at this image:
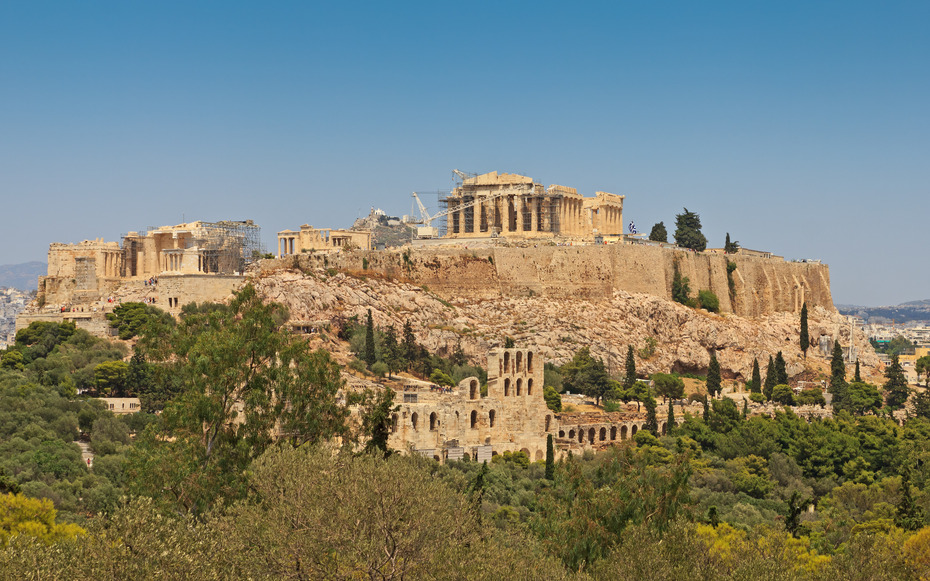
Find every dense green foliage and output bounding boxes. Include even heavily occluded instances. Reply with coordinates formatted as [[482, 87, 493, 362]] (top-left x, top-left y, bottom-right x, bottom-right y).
[[673, 208, 707, 251], [106, 302, 173, 340], [671, 261, 692, 306], [698, 289, 720, 312], [648, 221, 667, 242]]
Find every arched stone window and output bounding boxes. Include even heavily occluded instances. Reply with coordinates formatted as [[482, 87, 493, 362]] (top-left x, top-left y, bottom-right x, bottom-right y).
[[527, 378, 533, 396], [620, 425, 628, 440], [520, 447, 530, 458], [527, 351, 534, 373], [504, 352, 511, 373], [559, 430, 566, 438], [469, 380, 479, 400], [504, 378, 510, 396], [470, 410, 478, 429], [489, 409, 496, 428], [578, 430, 584, 443], [631, 424, 638, 436], [568, 429, 575, 439], [516, 351, 523, 373], [516, 378, 522, 396], [610, 426, 617, 440], [411, 412, 418, 431], [430, 412, 437, 431], [599, 427, 607, 441], [661, 422, 667, 435], [391, 413, 398, 433], [588, 428, 595, 443]]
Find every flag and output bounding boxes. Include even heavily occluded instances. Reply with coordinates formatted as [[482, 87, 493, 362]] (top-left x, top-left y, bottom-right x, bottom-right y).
[[628, 221, 637, 234]]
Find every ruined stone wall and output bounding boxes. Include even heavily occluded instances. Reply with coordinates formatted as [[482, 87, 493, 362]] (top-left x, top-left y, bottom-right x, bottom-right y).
[[155, 274, 244, 314], [265, 243, 833, 317]]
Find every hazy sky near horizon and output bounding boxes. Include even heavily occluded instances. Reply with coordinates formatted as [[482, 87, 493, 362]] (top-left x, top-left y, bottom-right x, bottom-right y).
[[2, 2, 927, 306]]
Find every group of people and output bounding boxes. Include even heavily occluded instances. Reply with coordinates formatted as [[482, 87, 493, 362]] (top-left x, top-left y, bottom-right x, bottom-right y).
[[143, 277, 158, 286]]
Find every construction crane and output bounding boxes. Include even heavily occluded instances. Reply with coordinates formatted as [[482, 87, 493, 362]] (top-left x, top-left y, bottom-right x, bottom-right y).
[[411, 184, 532, 239]]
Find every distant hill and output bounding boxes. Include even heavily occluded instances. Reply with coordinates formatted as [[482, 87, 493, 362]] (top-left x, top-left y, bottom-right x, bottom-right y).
[[0, 261, 45, 291], [838, 299, 930, 324]]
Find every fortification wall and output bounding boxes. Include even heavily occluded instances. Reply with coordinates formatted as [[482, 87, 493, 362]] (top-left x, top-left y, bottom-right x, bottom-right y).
[[261, 243, 833, 317]]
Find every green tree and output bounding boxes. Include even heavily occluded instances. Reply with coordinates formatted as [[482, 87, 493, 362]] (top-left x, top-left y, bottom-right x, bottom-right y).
[[829, 340, 848, 411], [763, 356, 776, 400], [643, 395, 659, 436], [671, 261, 692, 306], [774, 351, 788, 386], [750, 358, 761, 393], [884, 353, 910, 409], [364, 309, 377, 367], [723, 232, 740, 254], [126, 284, 349, 514], [0, 350, 24, 371], [855, 357, 862, 383], [651, 373, 685, 402], [106, 301, 173, 340], [917, 355, 930, 387], [381, 324, 402, 378], [93, 360, 129, 396], [402, 320, 418, 371], [545, 434, 555, 480], [667, 399, 676, 434], [847, 381, 882, 415], [544, 385, 562, 412], [0, 493, 85, 547], [623, 345, 636, 389], [648, 221, 667, 242], [797, 388, 826, 407], [800, 302, 809, 358], [561, 347, 611, 406], [673, 208, 707, 251], [771, 384, 796, 406], [360, 387, 397, 457], [784, 490, 808, 538], [706, 353, 721, 398], [126, 349, 153, 394], [895, 468, 925, 531]]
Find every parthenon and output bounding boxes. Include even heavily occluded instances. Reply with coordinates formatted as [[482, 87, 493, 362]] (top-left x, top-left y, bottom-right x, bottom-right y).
[[440, 171, 624, 239]]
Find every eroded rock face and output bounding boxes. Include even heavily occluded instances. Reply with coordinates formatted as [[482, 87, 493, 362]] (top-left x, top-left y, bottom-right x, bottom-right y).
[[252, 267, 879, 383]]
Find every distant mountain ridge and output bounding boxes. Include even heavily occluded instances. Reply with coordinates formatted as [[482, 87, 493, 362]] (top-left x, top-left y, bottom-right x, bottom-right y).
[[838, 299, 930, 323], [0, 261, 45, 291]]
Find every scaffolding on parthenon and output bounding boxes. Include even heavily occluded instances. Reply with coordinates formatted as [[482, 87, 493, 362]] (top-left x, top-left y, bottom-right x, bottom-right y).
[[192, 220, 264, 273], [439, 186, 564, 237]]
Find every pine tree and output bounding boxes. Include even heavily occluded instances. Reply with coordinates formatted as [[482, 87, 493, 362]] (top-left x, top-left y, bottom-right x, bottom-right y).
[[707, 353, 721, 398], [830, 340, 848, 411], [623, 345, 636, 390], [800, 303, 809, 358], [364, 309, 377, 366], [667, 399, 676, 434], [775, 351, 788, 386], [724, 233, 739, 254], [764, 356, 776, 400], [750, 358, 761, 394], [673, 208, 707, 251], [854, 358, 862, 383], [649, 221, 667, 243], [545, 434, 555, 480], [885, 353, 910, 409]]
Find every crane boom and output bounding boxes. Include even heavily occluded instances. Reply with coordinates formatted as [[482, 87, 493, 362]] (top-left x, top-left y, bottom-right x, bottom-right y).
[[411, 185, 532, 238]]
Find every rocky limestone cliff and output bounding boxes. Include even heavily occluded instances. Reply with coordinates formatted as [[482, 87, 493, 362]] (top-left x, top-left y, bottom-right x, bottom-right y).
[[259, 243, 833, 319], [252, 265, 878, 383]]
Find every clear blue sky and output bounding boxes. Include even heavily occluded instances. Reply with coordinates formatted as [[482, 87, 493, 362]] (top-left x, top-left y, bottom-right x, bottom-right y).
[[2, 1, 927, 306]]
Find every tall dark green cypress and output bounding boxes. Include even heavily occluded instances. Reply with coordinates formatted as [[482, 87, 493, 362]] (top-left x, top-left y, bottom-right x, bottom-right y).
[[895, 468, 925, 531], [830, 340, 847, 411], [764, 356, 776, 400], [644, 396, 659, 436], [855, 358, 862, 383], [702, 395, 710, 422], [775, 351, 788, 386], [800, 302, 810, 358], [885, 354, 910, 409], [750, 358, 761, 394], [742, 398, 749, 419], [667, 399, 676, 434], [364, 309, 377, 366], [706, 353, 721, 398], [624, 345, 637, 389], [545, 434, 555, 480]]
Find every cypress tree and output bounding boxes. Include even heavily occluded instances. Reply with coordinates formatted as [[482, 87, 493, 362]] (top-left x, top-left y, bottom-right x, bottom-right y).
[[545, 434, 555, 480], [624, 345, 636, 389], [742, 398, 748, 419], [750, 358, 761, 393], [382, 324, 401, 378], [800, 302, 809, 358], [764, 356, 776, 400], [775, 351, 788, 386], [644, 396, 659, 436], [402, 319, 417, 371], [855, 358, 862, 383], [895, 468, 925, 531], [702, 395, 710, 422], [667, 399, 676, 434], [830, 340, 847, 411], [364, 309, 377, 366], [706, 353, 721, 398]]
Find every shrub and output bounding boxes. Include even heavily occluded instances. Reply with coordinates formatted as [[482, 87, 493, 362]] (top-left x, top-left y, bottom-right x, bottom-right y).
[[370, 361, 388, 378], [771, 384, 796, 406], [698, 290, 720, 313], [349, 358, 366, 374], [749, 392, 765, 404], [544, 385, 562, 412]]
